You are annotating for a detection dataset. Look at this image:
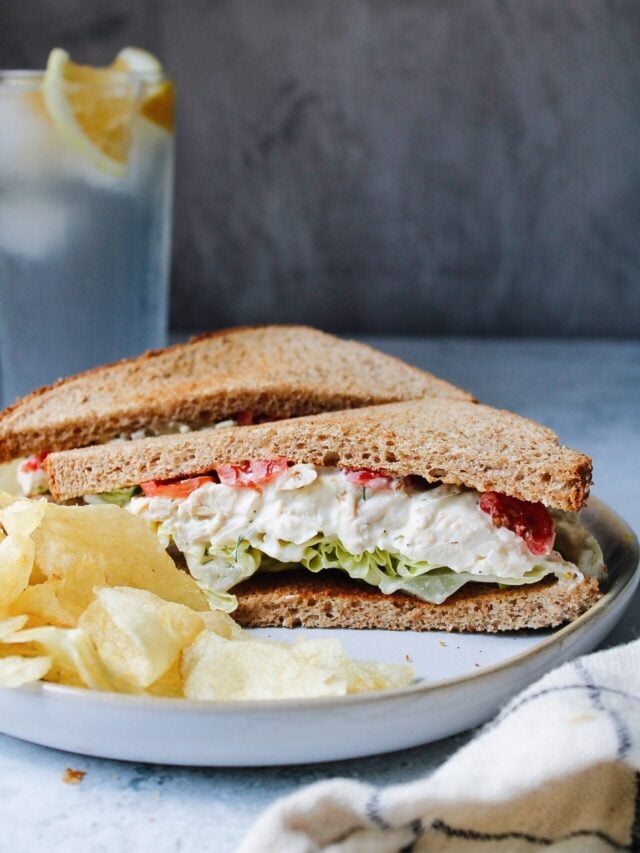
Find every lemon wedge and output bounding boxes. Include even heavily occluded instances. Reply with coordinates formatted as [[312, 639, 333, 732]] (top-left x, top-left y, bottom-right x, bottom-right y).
[[113, 47, 163, 76], [114, 48, 175, 133], [140, 81, 175, 132], [43, 47, 173, 177]]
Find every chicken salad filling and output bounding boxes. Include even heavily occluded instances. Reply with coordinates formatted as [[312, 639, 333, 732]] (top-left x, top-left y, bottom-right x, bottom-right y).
[[120, 462, 604, 612]]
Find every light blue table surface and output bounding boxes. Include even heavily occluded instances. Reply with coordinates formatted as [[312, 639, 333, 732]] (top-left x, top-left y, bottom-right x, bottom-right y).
[[2, 337, 639, 852]]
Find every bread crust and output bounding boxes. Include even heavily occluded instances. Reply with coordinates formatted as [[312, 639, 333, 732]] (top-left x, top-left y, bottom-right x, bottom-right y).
[[46, 398, 592, 510], [0, 325, 472, 463], [233, 570, 602, 632]]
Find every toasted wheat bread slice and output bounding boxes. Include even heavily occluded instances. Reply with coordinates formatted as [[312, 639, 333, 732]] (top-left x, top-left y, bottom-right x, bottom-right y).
[[0, 325, 472, 463], [47, 397, 591, 510], [233, 570, 602, 632]]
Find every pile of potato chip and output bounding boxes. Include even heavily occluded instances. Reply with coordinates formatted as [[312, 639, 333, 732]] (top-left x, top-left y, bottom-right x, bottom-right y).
[[0, 492, 414, 700]]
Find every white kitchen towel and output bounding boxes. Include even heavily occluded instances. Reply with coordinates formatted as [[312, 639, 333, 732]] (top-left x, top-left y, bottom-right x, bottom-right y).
[[240, 638, 640, 852]]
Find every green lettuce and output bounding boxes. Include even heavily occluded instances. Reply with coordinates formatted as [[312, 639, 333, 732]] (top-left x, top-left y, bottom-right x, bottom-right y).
[[188, 539, 264, 612], [296, 539, 553, 604], [93, 486, 142, 507], [183, 535, 564, 612]]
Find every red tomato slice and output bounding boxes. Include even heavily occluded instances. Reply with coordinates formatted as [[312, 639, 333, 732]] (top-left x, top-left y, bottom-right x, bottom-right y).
[[234, 411, 254, 426], [21, 451, 49, 472], [216, 457, 289, 487], [344, 468, 394, 490], [140, 476, 215, 499], [479, 491, 555, 555]]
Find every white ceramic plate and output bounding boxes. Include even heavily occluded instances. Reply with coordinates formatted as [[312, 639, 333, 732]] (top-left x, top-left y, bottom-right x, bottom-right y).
[[0, 497, 636, 766]]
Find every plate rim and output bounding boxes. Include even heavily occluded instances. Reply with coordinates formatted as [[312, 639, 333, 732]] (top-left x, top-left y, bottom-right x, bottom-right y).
[[6, 495, 638, 714]]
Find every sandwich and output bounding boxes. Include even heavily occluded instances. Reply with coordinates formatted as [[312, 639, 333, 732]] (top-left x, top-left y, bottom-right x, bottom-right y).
[[0, 324, 470, 497], [43, 398, 605, 632]]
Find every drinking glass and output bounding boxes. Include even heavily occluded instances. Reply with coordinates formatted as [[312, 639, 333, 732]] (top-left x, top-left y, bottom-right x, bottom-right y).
[[0, 66, 174, 406]]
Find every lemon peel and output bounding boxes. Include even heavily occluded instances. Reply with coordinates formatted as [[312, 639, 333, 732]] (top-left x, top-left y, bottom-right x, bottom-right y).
[[42, 47, 172, 177]]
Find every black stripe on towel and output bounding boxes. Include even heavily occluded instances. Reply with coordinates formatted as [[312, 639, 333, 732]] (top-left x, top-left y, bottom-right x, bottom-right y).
[[485, 684, 640, 735], [365, 791, 391, 830], [431, 818, 631, 850], [574, 659, 633, 759]]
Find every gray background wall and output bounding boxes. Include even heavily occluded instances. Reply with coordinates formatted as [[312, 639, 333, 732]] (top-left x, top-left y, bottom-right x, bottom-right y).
[[3, 0, 640, 336]]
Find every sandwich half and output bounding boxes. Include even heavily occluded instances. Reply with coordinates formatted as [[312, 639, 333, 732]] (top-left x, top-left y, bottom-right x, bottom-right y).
[[0, 324, 470, 465], [0, 325, 470, 497], [45, 398, 604, 632]]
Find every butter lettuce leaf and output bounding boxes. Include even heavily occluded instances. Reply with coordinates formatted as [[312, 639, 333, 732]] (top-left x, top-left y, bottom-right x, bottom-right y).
[[178, 534, 571, 611], [88, 486, 142, 507], [184, 539, 263, 612], [296, 539, 556, 604]]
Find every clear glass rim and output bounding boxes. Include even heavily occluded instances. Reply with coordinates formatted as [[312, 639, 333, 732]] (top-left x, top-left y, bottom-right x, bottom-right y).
[[0, 68, 166, 90], [0, 70, 44, 89]]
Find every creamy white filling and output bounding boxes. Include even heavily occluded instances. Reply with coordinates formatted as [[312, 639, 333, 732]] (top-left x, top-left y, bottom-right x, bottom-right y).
[[126, 464, 603, 607], [16, 460, 49, 496]]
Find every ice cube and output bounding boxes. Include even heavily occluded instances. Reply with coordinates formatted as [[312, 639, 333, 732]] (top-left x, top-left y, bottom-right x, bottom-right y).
[[0, 196, 69, 260], [0, 90, 59, 180]]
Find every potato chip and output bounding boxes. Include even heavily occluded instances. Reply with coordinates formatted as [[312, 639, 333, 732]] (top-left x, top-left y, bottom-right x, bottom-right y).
[[0, 533, 34, 615], [79, 587, 204, 690], [290, 638, 414, 693], [0, 643, 38, 661], [0, 498, 46, 538], [342, 660, 415, 693], [11, 563, 104, 627], [199, 609, 244, 640], [182, 632, 350, 701], [0, 615, 28, 639], [4, 625, 112, 691], [0, 655, 52, 687], [289, 638, 349, 668], [43, 662, 84, 688], [146, 660, 184, 698], [30, 502, 208, 613], [182, 632, 415, 701]]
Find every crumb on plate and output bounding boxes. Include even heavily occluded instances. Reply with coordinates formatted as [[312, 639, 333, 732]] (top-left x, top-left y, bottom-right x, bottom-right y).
[[62, 768, 86, 784]]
